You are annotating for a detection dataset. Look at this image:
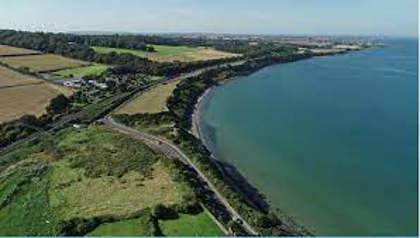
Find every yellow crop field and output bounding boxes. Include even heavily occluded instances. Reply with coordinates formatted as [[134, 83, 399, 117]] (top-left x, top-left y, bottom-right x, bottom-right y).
[[0, 54, 88, 73], [0, 45, 40, 56], [0, 66, 73, 122], [0, 65, 40, 87]]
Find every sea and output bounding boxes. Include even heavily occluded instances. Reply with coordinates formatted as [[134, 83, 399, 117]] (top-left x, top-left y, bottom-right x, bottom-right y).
[[198, 38, 418, 235]]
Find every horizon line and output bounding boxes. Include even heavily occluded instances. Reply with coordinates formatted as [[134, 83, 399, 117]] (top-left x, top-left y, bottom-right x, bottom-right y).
[[0, 28, 418, 38]]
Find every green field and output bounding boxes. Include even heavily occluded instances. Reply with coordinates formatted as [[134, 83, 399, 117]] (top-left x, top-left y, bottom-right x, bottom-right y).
[[160, 211, 224, 236], [93, 44, 240, 62], [54, 64, 109, 78], [88, 216, 152, 236], [115, 80, 179, 114]]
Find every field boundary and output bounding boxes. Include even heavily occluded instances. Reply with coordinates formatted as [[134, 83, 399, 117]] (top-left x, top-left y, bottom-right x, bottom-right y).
[[0, 52, 43, 58], [0, 81, 43, 90]]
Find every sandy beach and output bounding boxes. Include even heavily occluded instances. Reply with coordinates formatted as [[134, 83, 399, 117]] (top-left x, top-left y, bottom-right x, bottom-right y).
[[191, 86, 214, 139]]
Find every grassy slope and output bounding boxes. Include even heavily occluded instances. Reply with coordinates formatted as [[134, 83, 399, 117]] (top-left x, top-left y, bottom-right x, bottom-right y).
[[116, 80, 179, 114], [160, 211, 224, 236], [93, 45, 238, 62], [54, 64, 109, 78]]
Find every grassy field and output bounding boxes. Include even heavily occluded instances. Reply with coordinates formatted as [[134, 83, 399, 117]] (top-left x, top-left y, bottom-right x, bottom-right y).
[[54, 64, 109, 78], [160, 211, 224, 236], [0, 45, 40, 56], [0, 81, 73, 123], [93, 45, 240, 62], [116, 80, 179, 114], [49, 160, 186, 220], [0, 65, 40, 87], [88, 216, 152, 236], [0, 54, 88, 73], [49, 126, 190, 220]]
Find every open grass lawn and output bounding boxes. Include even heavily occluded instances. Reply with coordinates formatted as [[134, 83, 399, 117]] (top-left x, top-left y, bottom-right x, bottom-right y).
[[88, 215, 152, 236], [54, 64, 109, 78], [93, 44, 240, 62], [116, 80, 179, 114], [0, 54, 88, 73], [0, 45, 40, 56], [0, 82, 73, 123], [0, 65, 40, 87], [160, 211, 224, 236]]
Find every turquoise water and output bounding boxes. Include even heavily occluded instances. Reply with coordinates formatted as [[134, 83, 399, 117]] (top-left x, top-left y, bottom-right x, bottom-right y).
[[199, 39, 418, 235]]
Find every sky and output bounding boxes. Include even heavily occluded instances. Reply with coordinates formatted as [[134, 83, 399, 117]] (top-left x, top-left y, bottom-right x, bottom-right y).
[[0, 0, 418, 36]]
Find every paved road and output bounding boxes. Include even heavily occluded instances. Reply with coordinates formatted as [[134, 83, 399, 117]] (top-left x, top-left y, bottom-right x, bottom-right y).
[[102, 116, 259, 236]]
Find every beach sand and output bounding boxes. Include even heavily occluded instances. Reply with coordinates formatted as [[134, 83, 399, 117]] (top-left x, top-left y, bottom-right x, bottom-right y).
[[191, 87, 214, 139]]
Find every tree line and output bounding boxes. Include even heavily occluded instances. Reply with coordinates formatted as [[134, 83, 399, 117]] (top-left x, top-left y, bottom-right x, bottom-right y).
[[0, 30, 244, 77]]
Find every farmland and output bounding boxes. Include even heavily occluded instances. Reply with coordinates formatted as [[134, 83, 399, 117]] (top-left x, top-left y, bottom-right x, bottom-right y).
[[115, 80, 179, 114], [0, 65, 40, 87], [0, 54, 88, 73], [0, 83, 72, 122], [93, 44, 240, 62], [54, 64, 109, 78], [0, 66, 73, 122], [0, 45, 40, 56]]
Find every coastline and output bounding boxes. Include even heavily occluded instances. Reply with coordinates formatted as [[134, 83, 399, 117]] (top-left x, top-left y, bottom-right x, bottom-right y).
[[191, 86, 214, 139], [185, 43, 417, 236], [188, 50, 369, 235], [190, 73, 312, 235]]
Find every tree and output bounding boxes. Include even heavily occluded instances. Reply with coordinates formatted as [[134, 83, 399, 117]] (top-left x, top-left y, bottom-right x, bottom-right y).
[[47, 94, 70, 114], [152, 204, 179, 220]]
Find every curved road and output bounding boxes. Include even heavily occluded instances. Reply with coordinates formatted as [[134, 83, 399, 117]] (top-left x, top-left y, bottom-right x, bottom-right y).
[[102, 116, 259, 236]]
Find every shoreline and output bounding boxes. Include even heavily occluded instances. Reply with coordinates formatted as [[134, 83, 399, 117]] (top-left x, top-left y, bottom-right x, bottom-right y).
[[191, 75, 242, 140], [191, 86, 214, 140], [188, 45, 386, 235], [188, 51, 366, 234], [190, 73, 312, 235]]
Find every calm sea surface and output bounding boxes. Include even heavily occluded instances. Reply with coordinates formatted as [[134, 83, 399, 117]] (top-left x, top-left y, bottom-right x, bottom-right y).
[[199, 39, 418, 235]]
